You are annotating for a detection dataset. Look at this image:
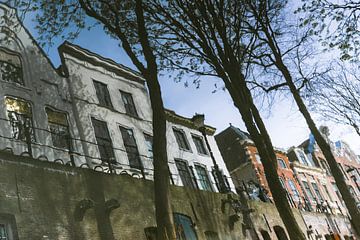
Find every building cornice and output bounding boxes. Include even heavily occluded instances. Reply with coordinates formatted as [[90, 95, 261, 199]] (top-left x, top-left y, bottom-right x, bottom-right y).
[[165, 109, 216, 135], [58, 41, 145, 85]]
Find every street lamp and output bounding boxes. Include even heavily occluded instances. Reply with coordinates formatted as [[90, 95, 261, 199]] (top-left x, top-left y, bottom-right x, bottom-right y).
[[192, 114, 229, 193]]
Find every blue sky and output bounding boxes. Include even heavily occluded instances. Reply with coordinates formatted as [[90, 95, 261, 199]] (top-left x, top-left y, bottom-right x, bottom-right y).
[[23, 12, 360, 154]]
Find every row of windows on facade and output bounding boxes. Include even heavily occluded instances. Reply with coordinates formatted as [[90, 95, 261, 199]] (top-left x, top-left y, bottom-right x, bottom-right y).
[[175, 158, 230, 193], [93, 80, 139, 118], [253, 152, 353, 206], [0, 50, 139, 118], [3, 97, 222, 189]]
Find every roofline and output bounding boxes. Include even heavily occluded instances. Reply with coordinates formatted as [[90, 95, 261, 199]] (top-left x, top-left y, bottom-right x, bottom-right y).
[[0, 3, 64, 77], [165, 109, 216, 135], [58, 41, 145, 84]]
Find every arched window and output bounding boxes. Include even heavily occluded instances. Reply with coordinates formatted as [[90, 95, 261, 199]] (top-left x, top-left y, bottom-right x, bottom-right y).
[[277, 158, 287, 168], [273, 226, 289, 240], [5, 97, 35, 142], [260, 230, 271, 240], [45, 107, 70, 149], [173, 213, 197, 240], [0, 49, 23, 85]]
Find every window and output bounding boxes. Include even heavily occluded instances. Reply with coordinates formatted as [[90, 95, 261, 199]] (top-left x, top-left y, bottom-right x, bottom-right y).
[[212, 169, 230, 192], [195, 165, 213, 191], [288, 179, 300, 202], [0, 213, 18, 240], [173, 213, 198, 240], [175, 159, 196, 189], [332, 183, 343, 204], [320, 159, 331, 176], [91, 118, 115, 163], [192, 135, 207, 155], [322, 184, 333, 201], [120, 91, 138, 117], [0, 224, 8, 240], [311, 182, 324, 202], [93, 80, 113, 108], [120, 126, 142, 169], [46, 108, 70, 149], [5, 97, 35, 142], [0, 49, 23, 85], [144, 133, 153, 159], [302, 181, 316, 201], [277, 158, 287, 168], [173, 128, 191, 151], [255, 153, 261, 163]]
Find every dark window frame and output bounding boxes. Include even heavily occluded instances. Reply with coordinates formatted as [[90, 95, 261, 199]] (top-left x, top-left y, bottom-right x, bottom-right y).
[[143, 133, 153, 159], [93, 80, 113, 108], [175, 159, 197, 189], [277, 158, 287, 168], [5, 96, 35, 142], [120, 90, 138, 117], [191, 134, 208, 155], [120, 126, 142, 170], [0, 48, 24, 86], [173, 128, 191, 151], [91, 118, 116, 163], [45, 107, 70, 150], [194, 164, 213, 191]]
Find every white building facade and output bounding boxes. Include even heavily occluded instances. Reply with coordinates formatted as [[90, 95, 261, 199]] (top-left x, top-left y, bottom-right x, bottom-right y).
[[0, 4, 234, 193]]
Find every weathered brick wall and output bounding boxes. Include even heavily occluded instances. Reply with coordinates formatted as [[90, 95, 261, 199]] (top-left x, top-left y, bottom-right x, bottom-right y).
[[0, 152, 355, 240]]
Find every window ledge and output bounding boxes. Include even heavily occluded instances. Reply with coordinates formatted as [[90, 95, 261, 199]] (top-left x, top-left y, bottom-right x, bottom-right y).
[[0, 80, 31, 91]]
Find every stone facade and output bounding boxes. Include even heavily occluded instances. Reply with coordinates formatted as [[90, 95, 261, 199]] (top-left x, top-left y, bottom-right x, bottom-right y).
[[0, 151, 355, 240]]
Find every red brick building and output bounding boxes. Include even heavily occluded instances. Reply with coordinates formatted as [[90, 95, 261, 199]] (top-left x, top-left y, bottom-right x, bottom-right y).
[[215, 125, 304, 207]]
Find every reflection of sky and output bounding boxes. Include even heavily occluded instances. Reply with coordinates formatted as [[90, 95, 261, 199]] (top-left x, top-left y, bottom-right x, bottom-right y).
[[23, 16, 360, 154]]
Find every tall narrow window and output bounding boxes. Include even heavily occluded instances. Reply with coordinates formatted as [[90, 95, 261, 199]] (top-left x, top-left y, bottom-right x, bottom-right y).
[[302, 181, 316, 201], [144, 133, 153, 159], [91, 118, 115, 163], [195, 165, 213, 191], [311, 182, 324, 202], [332, 183, 343, 204], [0, 224, 8, 240], [46, 108, 69, 149], [5, 97, 35, 142], [120, 126, 142, 169], [173, 128, 191, 151], [120, 91, 138, 117], [288, 179, 300, 202], [93, 80, 113, 108], [192, 135, 208, 155], [175, 159, 196, 188], [322, 184, 333, 201], [173, 213, 198, 240], [0, 50, 23, 85], [277, 158, 287, 168]]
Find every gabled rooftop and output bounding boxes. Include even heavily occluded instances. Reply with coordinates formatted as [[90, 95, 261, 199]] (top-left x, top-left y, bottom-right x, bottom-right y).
[[58, 41, 145, 84]]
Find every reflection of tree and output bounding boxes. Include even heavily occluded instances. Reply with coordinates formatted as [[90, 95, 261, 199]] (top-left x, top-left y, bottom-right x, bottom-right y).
[[0, 61, 23, 85], [8, 111, 35, 142]]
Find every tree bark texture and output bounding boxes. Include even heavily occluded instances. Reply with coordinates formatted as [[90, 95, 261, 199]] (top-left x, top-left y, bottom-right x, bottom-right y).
[[225, 69, 306, 240], [145, 71, 176, 240], [276, 60, 360, 236]]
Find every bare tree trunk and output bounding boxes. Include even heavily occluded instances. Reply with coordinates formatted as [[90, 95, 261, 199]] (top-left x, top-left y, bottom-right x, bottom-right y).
[[225, 71, 306, 240], [277, 62, 360, 236], [145, 72, 176, 240]]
